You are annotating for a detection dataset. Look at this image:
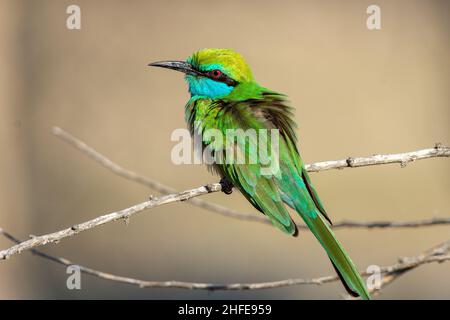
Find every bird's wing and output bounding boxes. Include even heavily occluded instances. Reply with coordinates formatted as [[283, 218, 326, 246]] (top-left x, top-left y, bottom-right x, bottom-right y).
[[204, 97, 298, 236], [198, 93, 369, 298], [225, 162, 298, 236], [222, 91, 331, 223]]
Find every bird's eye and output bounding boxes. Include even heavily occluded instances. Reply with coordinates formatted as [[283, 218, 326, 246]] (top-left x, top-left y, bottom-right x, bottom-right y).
[[209, 69, 222, 79]]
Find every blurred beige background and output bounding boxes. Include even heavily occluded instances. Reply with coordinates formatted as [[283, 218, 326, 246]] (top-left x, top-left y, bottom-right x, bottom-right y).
[[0, 0, 449, 299]]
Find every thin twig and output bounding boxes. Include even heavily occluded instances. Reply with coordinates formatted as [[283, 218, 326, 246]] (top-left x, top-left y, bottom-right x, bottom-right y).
[[328, 217, 450, 230], [1, 227, 448, 293], [52, 127, 450, 229], [347, 240, 450, 299], [0, 183, 220, 260], [306, 142, 450, 172]]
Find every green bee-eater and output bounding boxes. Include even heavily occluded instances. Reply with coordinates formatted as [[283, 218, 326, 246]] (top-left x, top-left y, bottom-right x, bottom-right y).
[[149, 48, 370, 299]]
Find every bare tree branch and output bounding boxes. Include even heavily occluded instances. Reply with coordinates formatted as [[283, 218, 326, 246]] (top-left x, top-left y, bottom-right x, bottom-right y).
[[347, 239, 450, 299], [52, 127, 450, 229], [53, 127, 449, 176], [373, 239, 450, 293], [1, 227, 448, 295], [0, 183, 220, 260], [327, 217, 450, 230], [0, 129, 448, 260], [0, 128, 448, 299], [306, 142, 450, 172], [1, 178, 449, 261], [0, 176, 448, 260]]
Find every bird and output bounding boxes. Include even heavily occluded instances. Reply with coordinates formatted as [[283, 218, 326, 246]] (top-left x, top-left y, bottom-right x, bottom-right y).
[[149, 48, 370, 299]]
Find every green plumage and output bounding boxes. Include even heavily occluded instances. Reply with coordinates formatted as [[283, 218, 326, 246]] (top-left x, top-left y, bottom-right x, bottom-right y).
[[150, 48, 370, 299]]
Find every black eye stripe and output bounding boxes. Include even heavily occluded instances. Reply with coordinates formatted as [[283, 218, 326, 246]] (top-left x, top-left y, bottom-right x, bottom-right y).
[[193, 68, 238, 87], [206, 71, 238, 87]]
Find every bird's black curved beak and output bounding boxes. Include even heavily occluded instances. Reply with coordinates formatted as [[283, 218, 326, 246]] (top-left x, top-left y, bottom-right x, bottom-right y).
[[148, 61, 200, 77]]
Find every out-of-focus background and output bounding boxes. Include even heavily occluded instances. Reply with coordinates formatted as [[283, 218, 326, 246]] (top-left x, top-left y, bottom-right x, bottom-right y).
[[0, 0, 449, 299]]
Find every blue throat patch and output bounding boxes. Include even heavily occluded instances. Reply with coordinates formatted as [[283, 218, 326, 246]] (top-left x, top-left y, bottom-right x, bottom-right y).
[[186, 76, 234, 99]]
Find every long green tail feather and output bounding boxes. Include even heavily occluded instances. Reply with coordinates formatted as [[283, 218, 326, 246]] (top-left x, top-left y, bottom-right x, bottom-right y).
[[301, 213, 371, 299]]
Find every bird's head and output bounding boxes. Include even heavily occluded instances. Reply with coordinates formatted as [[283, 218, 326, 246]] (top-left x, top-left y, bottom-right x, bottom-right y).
[[149, 48, 255, 100]]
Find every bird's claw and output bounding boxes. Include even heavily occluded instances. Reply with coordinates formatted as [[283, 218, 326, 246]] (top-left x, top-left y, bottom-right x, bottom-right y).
[[220, 177, 233, 195]]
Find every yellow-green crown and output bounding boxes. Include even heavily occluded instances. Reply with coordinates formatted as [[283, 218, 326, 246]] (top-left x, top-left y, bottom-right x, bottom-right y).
[[187, 48, 254, 83]]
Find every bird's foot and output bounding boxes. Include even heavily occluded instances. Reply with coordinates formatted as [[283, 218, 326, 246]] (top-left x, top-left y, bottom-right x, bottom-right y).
[[220, 177, 233, 195]]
